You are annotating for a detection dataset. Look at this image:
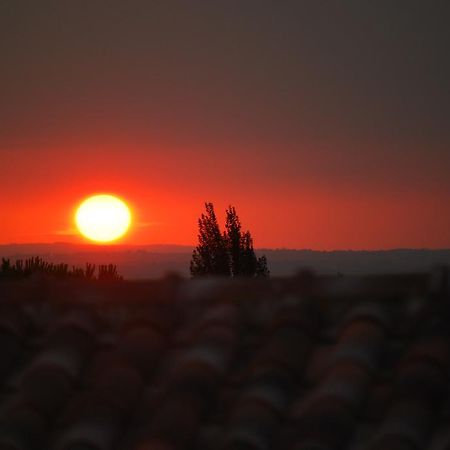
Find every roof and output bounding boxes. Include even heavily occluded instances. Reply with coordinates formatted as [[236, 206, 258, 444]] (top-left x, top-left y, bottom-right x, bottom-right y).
[[0, 269, 449, 450]]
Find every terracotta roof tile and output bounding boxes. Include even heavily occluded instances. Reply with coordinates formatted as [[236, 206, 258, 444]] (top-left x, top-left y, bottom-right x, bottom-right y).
[[0, 273, 448, 450]]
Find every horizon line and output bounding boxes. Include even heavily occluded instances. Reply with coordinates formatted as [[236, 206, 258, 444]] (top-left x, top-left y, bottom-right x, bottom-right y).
[[1, 242, 450, 253]]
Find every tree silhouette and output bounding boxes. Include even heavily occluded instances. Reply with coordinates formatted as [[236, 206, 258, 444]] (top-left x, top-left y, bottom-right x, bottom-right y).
[[225, 206, 243, 276], [190, 203, 269, 278], [240, 230, 258, 276], [239, 230, 270, 277], [255, 254, 270, 277], [190, 203, 230, 277]]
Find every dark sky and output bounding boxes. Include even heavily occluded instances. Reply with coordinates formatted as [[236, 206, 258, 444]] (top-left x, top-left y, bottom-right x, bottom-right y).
[[1, 1, 449, 248]]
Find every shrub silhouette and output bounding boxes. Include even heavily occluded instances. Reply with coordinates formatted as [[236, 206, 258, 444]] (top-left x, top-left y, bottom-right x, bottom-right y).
[[0, 257, 122, 281], [190, 203, 269, 278], [98, 264, 123, 281]]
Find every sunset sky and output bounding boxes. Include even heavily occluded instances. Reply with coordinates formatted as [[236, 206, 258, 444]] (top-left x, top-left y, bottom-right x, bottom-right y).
[[1, 2, 449, 249]]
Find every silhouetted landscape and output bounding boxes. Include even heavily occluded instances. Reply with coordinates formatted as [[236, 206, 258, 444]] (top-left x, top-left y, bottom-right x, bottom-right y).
[[1, 244, 450, 279]]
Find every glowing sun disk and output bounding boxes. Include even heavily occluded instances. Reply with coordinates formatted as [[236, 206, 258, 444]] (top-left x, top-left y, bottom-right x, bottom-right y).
[[75, 194, 131, 243]]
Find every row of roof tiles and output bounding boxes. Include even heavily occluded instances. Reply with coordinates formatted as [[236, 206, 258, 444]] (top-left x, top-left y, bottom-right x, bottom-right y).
[[0, 273, 448, 450]]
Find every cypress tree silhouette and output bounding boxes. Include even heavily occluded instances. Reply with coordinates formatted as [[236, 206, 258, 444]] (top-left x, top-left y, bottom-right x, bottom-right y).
[[225, 206, 243, 277], [190, 203, 231, 277], [240, 230, 258, 276], [190, 203, 269, 278]]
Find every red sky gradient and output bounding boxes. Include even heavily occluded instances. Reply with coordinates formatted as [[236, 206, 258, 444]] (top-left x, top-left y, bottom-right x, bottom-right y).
[[1, 137, 449, 250], [1, 2, 449, 249]]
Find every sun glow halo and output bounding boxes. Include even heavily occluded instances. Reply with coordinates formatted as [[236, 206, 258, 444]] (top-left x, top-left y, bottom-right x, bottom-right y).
[[75, 194, 132, 243]]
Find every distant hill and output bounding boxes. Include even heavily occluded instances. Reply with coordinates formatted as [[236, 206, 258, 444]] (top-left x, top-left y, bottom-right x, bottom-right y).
[[261, 248, 450, 277], [1, 244, 449, 279]]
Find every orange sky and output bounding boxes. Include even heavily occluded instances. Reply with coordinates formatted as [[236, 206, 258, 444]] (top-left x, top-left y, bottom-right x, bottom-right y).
[[1, 2, 449, 249], [1, 136, 449, 250]]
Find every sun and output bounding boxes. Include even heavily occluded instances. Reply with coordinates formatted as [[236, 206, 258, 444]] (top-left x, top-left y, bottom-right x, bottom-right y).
[[75, 194, 132, 243]]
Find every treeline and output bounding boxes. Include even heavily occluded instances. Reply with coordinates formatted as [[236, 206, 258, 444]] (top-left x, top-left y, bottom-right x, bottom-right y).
[[0, 257, 123, 281], [191, 203, 269, 278]]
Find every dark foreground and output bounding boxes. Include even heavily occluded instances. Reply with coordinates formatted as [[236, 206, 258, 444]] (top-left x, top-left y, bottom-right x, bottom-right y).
[[0, 270, 449, 450]]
